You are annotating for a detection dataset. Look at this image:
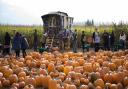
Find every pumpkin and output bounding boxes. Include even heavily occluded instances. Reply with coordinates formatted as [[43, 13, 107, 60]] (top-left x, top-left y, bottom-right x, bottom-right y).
[[79, 85, 89, 89], [95, 86, 102, 89], [104, 73, 113, 83], [80, 78, 89, 85], [3, 68, 13, 78], [23, 84, 35, 89], [35, 75, 44, 87], [104, 83, 111, 89], [49, 79, 57, 89], [18, 71, 26, 78], [117, 83, 124, 89], [94, 79, 104, 88], [123, 77, 128, 87], [0, 72, 3, 80], [2, 79, 10, 87], [25, 55, 33, 60], [83, 63, 93, 72], [0, 81, 2, 88], [108, 63, 116, 71], [25, 77, 36, 87], [110, 84, 118, 89], [64, 66, 73, 75], [66, 84, 77, 89], [42, 75, 51, 88], [74, 79, 80, 86], [39, 68, 48, 75], [9, 74, 18, 84], [19, 81, 25, 88], [124, 61, 128, 70], [78, 58, 85, 66], [11, 83, 19, 89], [48, 63, 55, 73]]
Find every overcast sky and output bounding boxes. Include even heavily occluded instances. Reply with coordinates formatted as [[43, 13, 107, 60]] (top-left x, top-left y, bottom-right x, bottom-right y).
[[0, 0, 128, 25]]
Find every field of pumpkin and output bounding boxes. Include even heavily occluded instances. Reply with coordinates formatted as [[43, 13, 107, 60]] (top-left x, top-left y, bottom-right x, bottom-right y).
[[0, 50, 128, 89]]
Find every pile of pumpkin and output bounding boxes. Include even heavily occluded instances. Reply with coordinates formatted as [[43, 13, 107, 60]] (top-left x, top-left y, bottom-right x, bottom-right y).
[[0, 50, 128, 89]]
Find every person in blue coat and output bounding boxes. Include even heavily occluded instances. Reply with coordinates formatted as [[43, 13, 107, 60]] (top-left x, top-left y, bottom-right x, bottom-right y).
[[12, 32, 21, 58], [21, 35, 29, 58]]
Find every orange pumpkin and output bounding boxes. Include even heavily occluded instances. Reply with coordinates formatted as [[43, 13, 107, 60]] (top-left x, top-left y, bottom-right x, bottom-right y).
[[47, 63, 55, 73], [66, 84, 77, 89], [25, 77, 36, 87], [42, 75, 51, 88], [49, 79, 57, 89], [9, 74, 18, 84], [35, 75, 44, 87], [18, 71, 26, 78], [3, 68, 13, 78], [83, 63, 93, 73], [108, 63, 116, 71], [94, 79, 104, 88], [64, 66, 73, 75]]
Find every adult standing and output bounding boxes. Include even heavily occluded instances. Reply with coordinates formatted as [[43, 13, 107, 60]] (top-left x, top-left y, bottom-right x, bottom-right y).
[[119, 31, 126, 49], [72, 29, 77, 53], [3, 32, 11, 55], [12, 32, 21, 58], [81, 31, 86, 52], [33, 29, 38, 51], [102, 30, 110, 50], [92, 28, 100, 52], [42, 32, 47, 48], [21, 35, 29, 58], [110, 31, 115, 50]]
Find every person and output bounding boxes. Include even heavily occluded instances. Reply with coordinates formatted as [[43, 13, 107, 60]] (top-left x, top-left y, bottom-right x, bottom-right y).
[[33, 29, 38, 51], [42, 32, 47, 48], [68, 29, 73, 49], [21, 35, 29, 58], [102, 30, 110, 50], [3, 32, 11, 56], [72, 29, 77, 53], [62, 29, 68, 51], [92, 28, 100, 52], [119, 31, 126, 49], [12, 32, 21, 58], [110, 31, 115, 50], [81, 31, 86, 52]]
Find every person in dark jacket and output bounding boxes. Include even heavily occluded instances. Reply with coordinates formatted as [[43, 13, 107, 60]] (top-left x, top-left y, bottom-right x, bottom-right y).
[[81, 31, 86, 52], [72, 29, 77, 53], [110, 31, 115, 50], [102, 30, 110, 50], [12, 32, 21, 58], [21, 35, 29, 58], [33, 29, 38, 51], [3, 32, 11, 55]]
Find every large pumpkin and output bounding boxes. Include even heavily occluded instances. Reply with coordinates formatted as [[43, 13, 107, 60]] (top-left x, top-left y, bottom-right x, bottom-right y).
[[49, 79, 57, 89]]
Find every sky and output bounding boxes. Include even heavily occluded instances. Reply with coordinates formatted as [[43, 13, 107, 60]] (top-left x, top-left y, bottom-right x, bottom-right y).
[[0, 0, 128, 25]]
